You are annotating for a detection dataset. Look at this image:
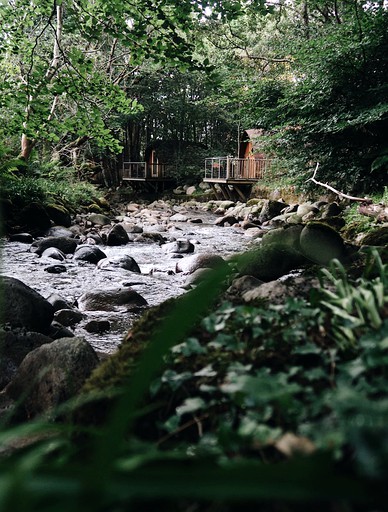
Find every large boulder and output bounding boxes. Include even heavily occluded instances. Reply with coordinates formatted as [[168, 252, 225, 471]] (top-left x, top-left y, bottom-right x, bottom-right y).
[[77, 287, 147, 312], [45, 204, 72, 227], [261, 225, 303, 252], [106, 224, 130, 246], [299, 223, 347, 265], [5, 337, 99, 418], [237, 244, 307, 282], [0, 329, 53, 389], [30, 236, 78, 256], [18, 202, 52, 233], [0, 276, 54, 333]]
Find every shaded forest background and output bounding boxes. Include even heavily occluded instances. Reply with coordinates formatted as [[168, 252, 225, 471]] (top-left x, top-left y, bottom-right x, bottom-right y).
[[1, 0, 387, 193]]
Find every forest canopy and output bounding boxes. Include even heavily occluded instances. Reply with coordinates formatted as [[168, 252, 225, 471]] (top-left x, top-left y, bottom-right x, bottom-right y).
[[0, 0, 387, 192]]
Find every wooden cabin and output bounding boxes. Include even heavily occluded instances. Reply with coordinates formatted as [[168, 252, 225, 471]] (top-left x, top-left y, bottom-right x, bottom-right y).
[[204, 129, 275, 201], [122, 141, 175, 192]]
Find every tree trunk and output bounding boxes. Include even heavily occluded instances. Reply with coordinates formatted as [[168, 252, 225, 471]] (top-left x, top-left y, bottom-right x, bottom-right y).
[[20, 134, 35, 162]]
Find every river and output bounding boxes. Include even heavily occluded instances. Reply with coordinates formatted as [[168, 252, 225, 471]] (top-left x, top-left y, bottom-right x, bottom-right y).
[[1, 206, 251, 354]]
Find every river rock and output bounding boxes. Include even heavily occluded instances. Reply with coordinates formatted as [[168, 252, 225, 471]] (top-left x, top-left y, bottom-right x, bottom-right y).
[[46, 293, 73, 312], [163, 240, 195, 254], [186, 185, 197, 196], [296, 203, 319, 217], [106, 224, 130, 246], [88, 213, 111, 226], [319, 202, 342, 218], [121, 223, 143, 234], [0, 329, 53, 389], [261, 225, 303, 252], [215, 215, 239, 227], [134, 232, 166, 244], [259, 200, 289, 223], [44, 264, 67, 274], [242, 280, 289, 304], [225, 275, 265, 299], [45, 226, 74, 238], [358, 226, 388, 247], [41, 247, 66, 261], [84, 320, 111, 334], [97, 255, 141, 273], [170, 213, 188, 222], [48, 321, 75, 340], [18, 202, 52, 233], [54, 308, 84, 327], [183, 268, 215, 288], [0, 276, 54, 333], [242, 275, 323, 305], [74, 245, 107, 264], [237, 245, 306, 282], [5, 337, 99, 418], [30, 236, 78, 256], [176, 253, 226, 274], [77, 287, 147, 312], [299, 223, 346, 264], [45, 204, 71, 227], [8, 233, 34, 244]]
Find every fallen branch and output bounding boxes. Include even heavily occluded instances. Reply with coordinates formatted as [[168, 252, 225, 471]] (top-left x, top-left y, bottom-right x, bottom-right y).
[[307, 163, 373, 204]]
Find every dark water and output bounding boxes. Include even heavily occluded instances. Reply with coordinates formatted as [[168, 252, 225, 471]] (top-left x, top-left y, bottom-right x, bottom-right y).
[[1, 209, 251, 353]]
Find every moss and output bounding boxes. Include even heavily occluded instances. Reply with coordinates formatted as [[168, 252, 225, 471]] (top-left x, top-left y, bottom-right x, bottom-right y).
[[359, 226, 388, 247], [81, 299, 178, 395]]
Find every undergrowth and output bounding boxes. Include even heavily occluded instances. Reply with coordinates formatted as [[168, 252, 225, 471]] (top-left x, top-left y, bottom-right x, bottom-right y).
[[0, 160, 98, 211], [0, 244, 387, 511]]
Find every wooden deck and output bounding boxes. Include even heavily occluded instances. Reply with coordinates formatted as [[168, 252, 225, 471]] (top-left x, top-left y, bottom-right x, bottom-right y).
[[204, 157, 274, 201], [122, 162, 175, 192]]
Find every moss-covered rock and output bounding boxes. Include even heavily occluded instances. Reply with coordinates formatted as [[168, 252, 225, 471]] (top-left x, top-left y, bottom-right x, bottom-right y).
[[299, 222, 347, 265], [45, 203, 72, 227], [358, 226, 388, 247], [261, 225, 303, 252], [236, 244, 307, 281]]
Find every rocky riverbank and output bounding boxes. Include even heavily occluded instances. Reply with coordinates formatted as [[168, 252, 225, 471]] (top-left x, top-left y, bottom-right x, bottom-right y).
[[1, 193, 387, 422]]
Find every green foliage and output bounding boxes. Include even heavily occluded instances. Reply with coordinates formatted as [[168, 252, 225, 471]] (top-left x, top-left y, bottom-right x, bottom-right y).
[[1, 247, 388, 510], [0, 163, 97, 211]]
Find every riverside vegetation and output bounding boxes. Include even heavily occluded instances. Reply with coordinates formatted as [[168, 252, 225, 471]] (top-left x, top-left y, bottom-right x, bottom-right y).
[[0, 168, 387, 511]]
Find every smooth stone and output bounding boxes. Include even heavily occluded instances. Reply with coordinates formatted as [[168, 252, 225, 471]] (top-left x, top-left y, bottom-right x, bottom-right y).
[[299, 223, 346, 264], [54, 308, 84, 327], [74, 245, 107, 264], [44, 264, 67, 274], [97, 255, 141, 273], [5, 337, 99, 418], [106, 224, 130, 246], [176, 253, 225, 274], [30, 236, 78, 256], [41, 247, 66, 261], [77, 287, 147, 312], [0, 276, 54, 333]]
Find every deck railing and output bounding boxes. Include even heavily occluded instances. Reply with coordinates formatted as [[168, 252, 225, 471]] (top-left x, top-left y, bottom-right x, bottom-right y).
[[204, 157, 274, 181], [123, 162, 171, 180]]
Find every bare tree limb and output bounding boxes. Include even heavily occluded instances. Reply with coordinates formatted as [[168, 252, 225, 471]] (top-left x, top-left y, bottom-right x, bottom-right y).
[[307, 163, 373, 204]]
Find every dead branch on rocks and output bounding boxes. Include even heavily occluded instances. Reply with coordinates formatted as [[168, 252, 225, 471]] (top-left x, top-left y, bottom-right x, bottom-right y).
[[307, 163, 373, 204]]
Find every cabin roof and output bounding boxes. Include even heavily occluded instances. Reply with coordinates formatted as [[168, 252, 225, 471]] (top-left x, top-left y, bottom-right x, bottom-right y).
[[242, 129, 265, 152]]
